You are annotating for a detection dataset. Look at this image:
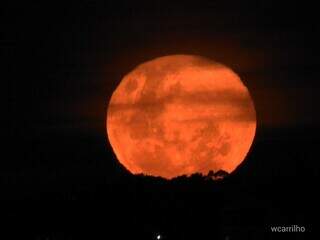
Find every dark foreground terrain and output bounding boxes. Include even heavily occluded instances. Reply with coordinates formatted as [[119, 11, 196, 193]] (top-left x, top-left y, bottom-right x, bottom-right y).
[[3, 127, 318, 239]]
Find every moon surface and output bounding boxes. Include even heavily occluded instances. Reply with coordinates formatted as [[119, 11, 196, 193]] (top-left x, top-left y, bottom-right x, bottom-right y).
[[107, 55, 256, 179]]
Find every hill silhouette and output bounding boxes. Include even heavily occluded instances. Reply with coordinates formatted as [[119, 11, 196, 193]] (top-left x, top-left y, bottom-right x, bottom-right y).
[[2, 131, 317, 239]]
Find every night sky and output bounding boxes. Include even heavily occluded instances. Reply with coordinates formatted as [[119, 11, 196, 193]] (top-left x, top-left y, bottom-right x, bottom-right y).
[[5, 1, 320, 239]]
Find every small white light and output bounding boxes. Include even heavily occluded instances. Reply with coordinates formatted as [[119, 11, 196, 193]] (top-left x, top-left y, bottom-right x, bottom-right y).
[[156, 234, 161, 240]]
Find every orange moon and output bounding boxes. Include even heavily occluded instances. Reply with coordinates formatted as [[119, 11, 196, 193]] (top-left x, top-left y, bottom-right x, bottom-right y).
[[107, 55, 256, 179]]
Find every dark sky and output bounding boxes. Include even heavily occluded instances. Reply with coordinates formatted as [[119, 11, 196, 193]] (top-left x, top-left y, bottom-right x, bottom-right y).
[[6, 1, 320, 135], [4, 1, 320, 196]]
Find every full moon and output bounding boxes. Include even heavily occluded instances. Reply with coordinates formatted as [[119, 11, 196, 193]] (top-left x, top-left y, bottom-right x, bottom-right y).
[[107, 55, 256, 179]]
